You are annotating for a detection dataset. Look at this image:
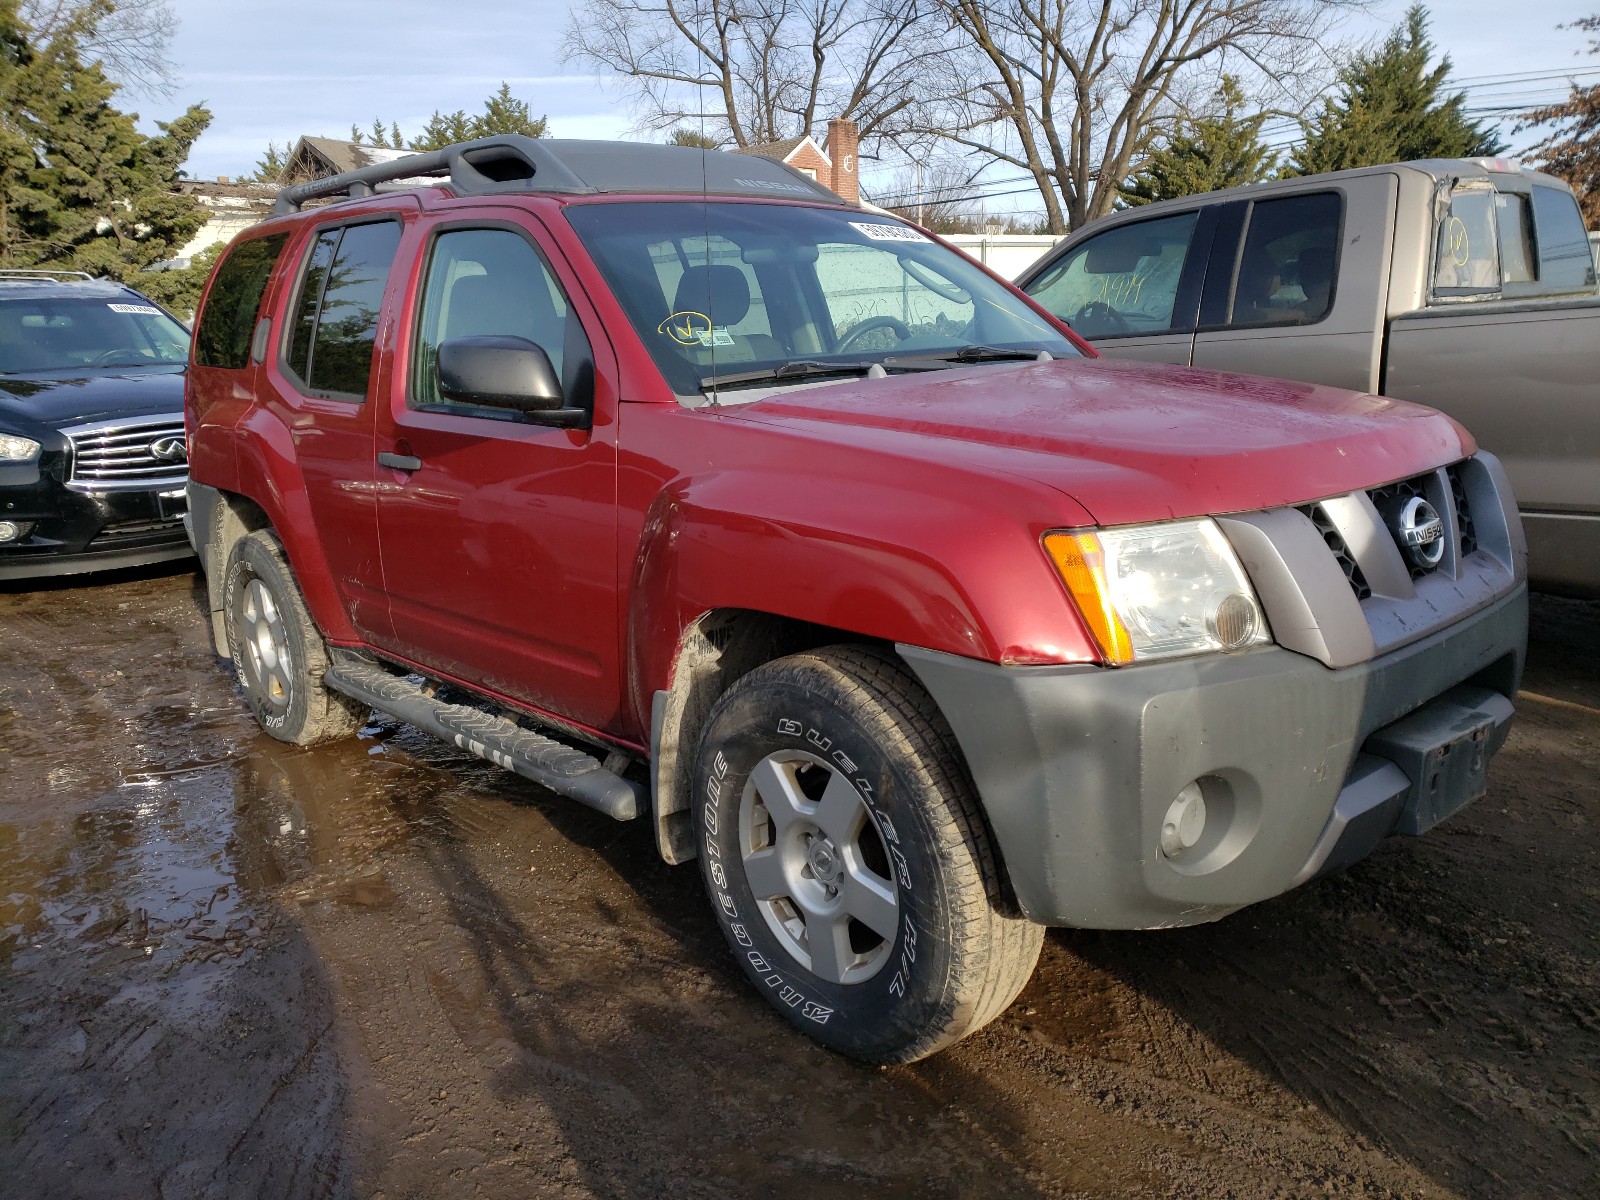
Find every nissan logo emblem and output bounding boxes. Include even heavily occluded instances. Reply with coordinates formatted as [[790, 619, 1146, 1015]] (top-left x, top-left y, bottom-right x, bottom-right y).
[[149, 435, 187, 463], [1391, 495, 1446, 569]]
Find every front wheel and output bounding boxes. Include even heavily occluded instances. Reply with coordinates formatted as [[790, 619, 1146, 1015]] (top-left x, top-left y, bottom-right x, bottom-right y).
[[695, 645, 1043, 1062], [222, 529, 366, 745]]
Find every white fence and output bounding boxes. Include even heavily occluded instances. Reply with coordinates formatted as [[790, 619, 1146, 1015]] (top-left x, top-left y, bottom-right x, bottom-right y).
[[942, 234, 1065, 281]]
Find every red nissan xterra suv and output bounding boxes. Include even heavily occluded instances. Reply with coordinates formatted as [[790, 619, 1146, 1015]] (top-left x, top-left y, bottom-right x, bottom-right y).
[[186, 136, 1527, 1063]]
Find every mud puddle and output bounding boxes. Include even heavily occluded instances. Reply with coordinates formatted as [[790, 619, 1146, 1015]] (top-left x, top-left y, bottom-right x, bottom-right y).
[[1, 567, 1595, 1198]]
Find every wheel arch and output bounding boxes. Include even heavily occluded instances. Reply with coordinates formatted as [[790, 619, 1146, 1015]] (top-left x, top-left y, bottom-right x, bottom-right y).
[[194, 485, 271, 658], [647, 608, 887, 865], [646, 609, 1024, 922]]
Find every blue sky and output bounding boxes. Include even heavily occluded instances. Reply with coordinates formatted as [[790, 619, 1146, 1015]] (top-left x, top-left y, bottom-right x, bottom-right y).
[[145, 0, 1600, 197]]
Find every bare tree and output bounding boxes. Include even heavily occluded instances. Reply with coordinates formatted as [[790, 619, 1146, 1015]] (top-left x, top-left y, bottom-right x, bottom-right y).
[[561, 0, 934, 147], [21, 0, 177, 95], [912, 0, 1357, 231]]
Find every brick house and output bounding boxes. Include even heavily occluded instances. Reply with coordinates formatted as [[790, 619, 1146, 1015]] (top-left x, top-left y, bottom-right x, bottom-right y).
[[736, 119, 860, 203]]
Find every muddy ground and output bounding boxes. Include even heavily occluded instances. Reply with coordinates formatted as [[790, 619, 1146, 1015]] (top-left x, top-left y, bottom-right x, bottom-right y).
[[0, 565, 1595, 1200]]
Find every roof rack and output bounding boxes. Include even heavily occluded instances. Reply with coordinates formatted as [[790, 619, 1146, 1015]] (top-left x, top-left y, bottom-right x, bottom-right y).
[[272, 134, 848, 215], [274, 135, 592, 215], [0, 268, 95, 281]]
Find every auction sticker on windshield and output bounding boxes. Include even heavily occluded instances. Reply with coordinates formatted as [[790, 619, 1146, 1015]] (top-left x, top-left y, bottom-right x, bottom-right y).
[[850, 222, 928, 243], [108, 303, 162, 316]]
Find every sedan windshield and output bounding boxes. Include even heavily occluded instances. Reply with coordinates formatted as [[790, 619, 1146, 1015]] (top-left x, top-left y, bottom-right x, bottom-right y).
[[0, 295, 191, 374], [565, 201, 1078, 400]]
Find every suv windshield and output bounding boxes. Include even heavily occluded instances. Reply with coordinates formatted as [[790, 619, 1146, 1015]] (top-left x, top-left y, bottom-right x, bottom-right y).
[[565, 201, 1078, 399], [0, 294, 190, 374]]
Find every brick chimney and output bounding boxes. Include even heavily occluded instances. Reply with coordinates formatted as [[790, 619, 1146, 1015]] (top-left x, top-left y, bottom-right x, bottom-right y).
[[825, 119, 860, 204]]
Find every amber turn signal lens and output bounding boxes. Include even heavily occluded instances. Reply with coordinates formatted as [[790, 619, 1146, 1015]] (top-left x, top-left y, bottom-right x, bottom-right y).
[[1043, 532, 1135, 664]]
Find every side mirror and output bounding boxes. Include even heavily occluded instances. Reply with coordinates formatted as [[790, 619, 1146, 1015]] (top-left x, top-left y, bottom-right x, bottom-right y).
[[435, 335, 587, 427]]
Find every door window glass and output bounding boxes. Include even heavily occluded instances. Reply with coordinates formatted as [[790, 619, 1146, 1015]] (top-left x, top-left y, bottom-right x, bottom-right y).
[[411, 227, 590, 412], [286, 228, 339, 382], [1433, 186, 1501, 295], [194, 233, 286, 368], [1494, 193, 1534, 284], [1229, 192, 1342, 327], [1531, 184, 1597, 292], [1026, 212, 1198, 338], [307, 221, 402, 396]]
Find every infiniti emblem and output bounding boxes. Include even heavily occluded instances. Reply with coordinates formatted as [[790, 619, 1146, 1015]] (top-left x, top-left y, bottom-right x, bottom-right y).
[[149, 435, 187, 463], [1391, 495, 1445, 569]]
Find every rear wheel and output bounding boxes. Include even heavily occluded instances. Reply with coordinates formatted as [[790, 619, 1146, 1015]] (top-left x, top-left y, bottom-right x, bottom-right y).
[[695, 645, 1043, 1062], [222, 530, 365, 745]]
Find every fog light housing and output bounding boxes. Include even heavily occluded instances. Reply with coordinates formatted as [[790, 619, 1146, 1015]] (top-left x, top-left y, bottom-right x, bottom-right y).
[[1160, 783, 1207, 859], [0, 520, 35, 543]]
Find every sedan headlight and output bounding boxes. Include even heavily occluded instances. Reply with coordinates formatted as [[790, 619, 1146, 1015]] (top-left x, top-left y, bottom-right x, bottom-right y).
[[0, 433, 41, 462], [1044, 518, 1270, 664]]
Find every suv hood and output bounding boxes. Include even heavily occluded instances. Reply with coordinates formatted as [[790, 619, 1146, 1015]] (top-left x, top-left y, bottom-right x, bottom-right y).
[[730, 358, 1471, 527], [0, 367, 185, 433]]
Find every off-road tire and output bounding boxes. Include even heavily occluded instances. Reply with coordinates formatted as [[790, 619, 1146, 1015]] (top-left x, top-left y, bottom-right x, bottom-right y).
[[222, 529, 365, 746], [695, 644, 1043, 1062]]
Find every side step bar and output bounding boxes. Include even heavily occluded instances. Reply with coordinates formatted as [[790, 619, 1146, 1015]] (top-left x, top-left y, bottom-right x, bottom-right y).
[[324, 658, 643, 821]]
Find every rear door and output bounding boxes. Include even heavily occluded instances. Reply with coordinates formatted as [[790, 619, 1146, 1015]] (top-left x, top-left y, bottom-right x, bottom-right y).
[[1190, 173, 1398, 393], [269, 215, 406, 643], [371, 209, 624, 733], [1022, 207, 1213, 365]]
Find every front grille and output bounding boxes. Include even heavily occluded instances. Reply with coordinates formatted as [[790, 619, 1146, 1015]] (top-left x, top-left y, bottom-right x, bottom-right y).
[[64, 417, 187, 491], [87, 516, 187, 551], [1368, 474, 1434, 581], [1300, 502, 1372, 600], [1309, 464, 1478, 603], [1448, 464, 1477, 556]]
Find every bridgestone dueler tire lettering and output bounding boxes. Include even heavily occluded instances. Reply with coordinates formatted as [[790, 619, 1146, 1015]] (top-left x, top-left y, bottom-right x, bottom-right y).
[[695, 645, 1044, 1063], [222, 529, 366, 747]]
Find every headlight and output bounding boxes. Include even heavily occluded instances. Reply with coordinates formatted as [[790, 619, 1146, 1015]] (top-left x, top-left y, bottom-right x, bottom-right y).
[[1044, 518, 1270, 664], [0, 433, 41, 462]]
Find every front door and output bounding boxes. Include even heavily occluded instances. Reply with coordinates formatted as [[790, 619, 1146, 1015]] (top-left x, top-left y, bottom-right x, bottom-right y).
[[371, 212, 623, 734]]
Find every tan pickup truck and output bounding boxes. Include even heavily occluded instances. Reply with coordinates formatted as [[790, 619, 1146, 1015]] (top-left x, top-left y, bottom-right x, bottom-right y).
[[1019, 158, 1599, 597]]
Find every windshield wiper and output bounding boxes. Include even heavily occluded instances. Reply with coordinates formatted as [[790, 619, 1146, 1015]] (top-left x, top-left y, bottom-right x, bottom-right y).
[[948, 345, 1051, 363], [700, 359, 879, 390]]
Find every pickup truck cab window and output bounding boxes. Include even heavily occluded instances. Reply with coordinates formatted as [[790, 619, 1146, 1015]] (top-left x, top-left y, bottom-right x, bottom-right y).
[[564, 201, 1077, 400], [410, 226, 591, 417], [1226, 192, 1342, 328], [1433, 183, 1502, 297], [1493, 192, 1535, 284], [1027, 211, 1199, 339], [284, 219, 403, 399], [1530, 184, 1596, 292]]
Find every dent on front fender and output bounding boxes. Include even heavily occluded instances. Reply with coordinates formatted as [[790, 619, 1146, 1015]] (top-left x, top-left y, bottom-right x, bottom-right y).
[[624, 466, 1101, 716]]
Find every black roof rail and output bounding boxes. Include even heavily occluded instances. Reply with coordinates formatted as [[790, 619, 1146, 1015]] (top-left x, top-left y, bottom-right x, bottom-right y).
[[273, 135, 594, 215], [272, 134, 850, 215]]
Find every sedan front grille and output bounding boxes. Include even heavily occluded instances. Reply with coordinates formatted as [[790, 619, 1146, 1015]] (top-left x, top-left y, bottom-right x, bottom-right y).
[[64, 416, 187, 492]]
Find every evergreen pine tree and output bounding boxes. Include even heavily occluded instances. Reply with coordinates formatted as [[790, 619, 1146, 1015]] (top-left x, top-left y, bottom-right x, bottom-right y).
[[668, 127, 720, 149], [1123, 77, 1278, 205], [0, 0, 209, 277], [408, 84, 548, 152], [1292, 4, 1503, 176]]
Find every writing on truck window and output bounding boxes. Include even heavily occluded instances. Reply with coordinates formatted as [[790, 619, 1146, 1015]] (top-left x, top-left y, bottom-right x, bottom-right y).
[[1027, 211, 1198, 338]]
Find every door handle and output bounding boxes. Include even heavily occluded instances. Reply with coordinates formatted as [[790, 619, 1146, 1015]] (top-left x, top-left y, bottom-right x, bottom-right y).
[[377, 451, 422, 472]]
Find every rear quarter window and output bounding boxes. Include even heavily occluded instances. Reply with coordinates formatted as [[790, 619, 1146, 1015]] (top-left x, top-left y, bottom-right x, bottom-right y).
[[1530, 185, 1597, 292], [194, 233, 288, 368]]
